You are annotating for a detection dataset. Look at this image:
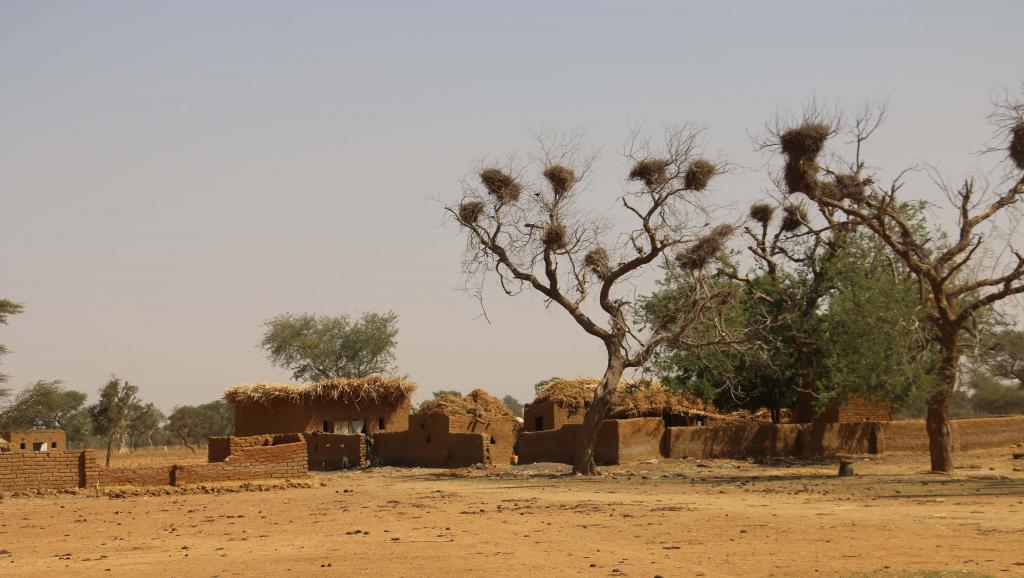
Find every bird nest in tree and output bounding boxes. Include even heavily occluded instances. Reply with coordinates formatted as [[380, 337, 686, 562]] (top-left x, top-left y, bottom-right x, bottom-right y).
[[543, 165, 575, 196], [780, 123, 830, 159], [1010, 121, 1024, 170], [224, 376, 416, 407], [416, 388, 512, 419], [458, 200, 485, 224], [629, 159, 672, 188], [480, 168, 522, 203], [684, 159, 717, 191], [749, 202, 775, 225], [532, 377, 719, 419]]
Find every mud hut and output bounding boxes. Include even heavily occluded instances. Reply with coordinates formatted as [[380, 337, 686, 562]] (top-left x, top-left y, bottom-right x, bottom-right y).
[[224, 376, 415, 436], [1, 429, 66, 452], [400, 389, 518, 467]]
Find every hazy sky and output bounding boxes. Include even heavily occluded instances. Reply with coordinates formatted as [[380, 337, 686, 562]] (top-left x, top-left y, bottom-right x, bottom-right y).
[[2, 1, 1022, 411]]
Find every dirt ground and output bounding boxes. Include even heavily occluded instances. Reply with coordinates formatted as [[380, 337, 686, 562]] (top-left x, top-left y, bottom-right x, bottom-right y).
[[1, 449, 1023, 578]]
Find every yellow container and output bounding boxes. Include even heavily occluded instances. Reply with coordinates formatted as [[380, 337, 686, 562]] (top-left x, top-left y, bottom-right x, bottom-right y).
[[511, 455, 519, 465]]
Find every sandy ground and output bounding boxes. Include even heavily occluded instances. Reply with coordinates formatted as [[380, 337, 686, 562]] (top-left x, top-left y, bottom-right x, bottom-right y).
[[1, 449, 1023, 578]]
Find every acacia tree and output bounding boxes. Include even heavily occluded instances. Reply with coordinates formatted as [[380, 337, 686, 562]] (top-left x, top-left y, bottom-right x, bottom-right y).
[[89, 377, 140, 467], [447, 127, 742, 474], [0, 299, 24, 392], [775, 100, 1024, 472], [261, 311, 399, 381]]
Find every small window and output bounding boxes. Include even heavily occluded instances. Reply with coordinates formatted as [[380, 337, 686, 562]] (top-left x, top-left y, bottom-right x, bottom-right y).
[[20, 442, 26, 450], [534, 416, 544, 431], [489, 436, 496, 445], [32, 442, 45, 452], [52, 442, 58, 449], [322, 421, 332, 433], [378, 417, 385, 431]]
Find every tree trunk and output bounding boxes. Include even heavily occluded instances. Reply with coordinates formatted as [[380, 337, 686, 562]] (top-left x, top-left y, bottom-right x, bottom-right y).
[[572, 359, 624, 475], [105, 439, 112, 468], [927, 335, 959, 473]]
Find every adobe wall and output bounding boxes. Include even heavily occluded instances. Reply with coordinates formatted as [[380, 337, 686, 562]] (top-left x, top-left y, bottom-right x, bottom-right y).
[[447, 415, 516, 466], [664, 424, 802, 459], [371, 431, 409, 466], [523, 401, 582, 432], [517, 420, 643, 465], [0, 449, 97, 492], [2, 429, 68, 452], [799, 422, 879, 457], [233, 397, 411, 437], [798, 395, 893, 424], [174, 438, 307, 485], [98, 465, 175, 487], [880, 416, 1024, 453], [303, 432, 365, 470], [445, 433, 490, 467]]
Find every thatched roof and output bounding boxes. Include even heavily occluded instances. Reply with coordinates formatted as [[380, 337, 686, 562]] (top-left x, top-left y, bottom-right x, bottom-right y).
[[531, 377, 717, 418], [224, 376, 416, 407], [416, 388, 512, 419]]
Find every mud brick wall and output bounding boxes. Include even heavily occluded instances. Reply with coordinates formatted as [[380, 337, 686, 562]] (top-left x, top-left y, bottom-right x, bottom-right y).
[[0, 449, 95, 491], [664, 424, 802, 459], [303, 433, 365, 470], [446, 433, 489, 467], [447, 415, 517, 466], [517, 422, 621, 465], [175, 438, 307, 485], [522, 401, 584, 433], [952, 416, 1024, 451], [371, 431, 409, 465], [606, 418, 665, 463], [98, 465, 176, 487], [799, 422, 880, 457]]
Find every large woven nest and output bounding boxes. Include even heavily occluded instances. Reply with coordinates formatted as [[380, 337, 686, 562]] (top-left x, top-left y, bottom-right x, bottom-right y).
[[1010, 121, 1024, 170], [224, 376, 416, 407], [417, 388, 512, 419], [532, 377, 718, 418]]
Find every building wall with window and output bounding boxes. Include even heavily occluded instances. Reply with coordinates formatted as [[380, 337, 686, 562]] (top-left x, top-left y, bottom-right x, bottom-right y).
[[1, 429, 67, 452], [232, 397, 411, 437]]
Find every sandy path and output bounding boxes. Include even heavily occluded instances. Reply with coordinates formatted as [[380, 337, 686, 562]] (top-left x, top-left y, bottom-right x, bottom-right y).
[[1, 453, 1023, 577]]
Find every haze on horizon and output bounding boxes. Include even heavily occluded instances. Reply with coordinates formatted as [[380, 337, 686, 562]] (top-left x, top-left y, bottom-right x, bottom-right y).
[[2, 1, 1022, 412]]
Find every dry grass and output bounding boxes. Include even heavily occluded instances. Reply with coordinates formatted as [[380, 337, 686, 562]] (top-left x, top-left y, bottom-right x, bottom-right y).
[[417, 388, 512, 419], [224, 376, 416, 407], [106, 446, 208, 467]]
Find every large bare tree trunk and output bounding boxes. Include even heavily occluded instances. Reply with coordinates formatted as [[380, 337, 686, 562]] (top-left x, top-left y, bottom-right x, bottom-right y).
[[928, 335, 959, 473], [572, 359, 624, 475], [104, 439, 112, 468]]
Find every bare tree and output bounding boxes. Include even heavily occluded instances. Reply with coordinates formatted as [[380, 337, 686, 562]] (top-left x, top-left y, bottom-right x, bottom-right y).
[[446, 126, 743, 474], [773, 99, 1024, 472]]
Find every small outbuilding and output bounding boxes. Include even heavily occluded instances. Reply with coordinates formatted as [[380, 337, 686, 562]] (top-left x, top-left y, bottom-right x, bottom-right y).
[[225, 376, 415, 437], [1, 429, 67, 452]]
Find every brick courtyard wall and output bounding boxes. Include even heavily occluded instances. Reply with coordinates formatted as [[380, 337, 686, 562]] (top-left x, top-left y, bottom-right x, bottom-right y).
[[664, 424, 803, 459], [0, 449, 96, 491], [303, 432, 365, 470], [174, 438, 307, 485], [98, 465, 176, 487]]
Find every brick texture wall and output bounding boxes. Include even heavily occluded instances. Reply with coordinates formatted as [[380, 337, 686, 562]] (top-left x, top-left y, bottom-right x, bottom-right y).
[[98, 465, 175, 487], [0, 449, 97, 491], [303, 432, 365, 470], [174, 439, 307, 485]]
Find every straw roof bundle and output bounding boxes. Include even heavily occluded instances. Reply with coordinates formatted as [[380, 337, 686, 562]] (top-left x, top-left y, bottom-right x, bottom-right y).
[[533, 376, 718, 419], [224, 376, 416, 407], [684, 159, 717, 192], [416, 388, 512, 419], [608, 383, 716, 419]]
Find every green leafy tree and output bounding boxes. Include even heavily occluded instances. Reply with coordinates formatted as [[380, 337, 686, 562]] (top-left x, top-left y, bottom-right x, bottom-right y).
[[978, 329, 1024, 388], [501, 395, 523, 418], [781, 99, 1024, 472], [0, 298, 25, 391], [88, 377, 140, 467], [127, 403, 165, 448], [165, 401, 233, 451], [0, 380, 88, 430], [968, 371, 1024, 415], [260, 312, 399, 381], [63, 408, 93, 449]]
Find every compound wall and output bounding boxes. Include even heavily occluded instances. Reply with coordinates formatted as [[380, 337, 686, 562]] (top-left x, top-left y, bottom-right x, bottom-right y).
[[0, 449, 98, 492]]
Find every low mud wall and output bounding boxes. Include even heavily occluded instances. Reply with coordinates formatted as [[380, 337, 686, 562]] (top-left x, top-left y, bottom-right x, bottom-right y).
[[0, 449, 98, 492], [518, 418, 664, 466], [665, 416, 1024, 459], [175, 438, 307, 485], [303, 433, 365, 470], [98, 465, 176, 487], [371, 430, 490, 467]]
